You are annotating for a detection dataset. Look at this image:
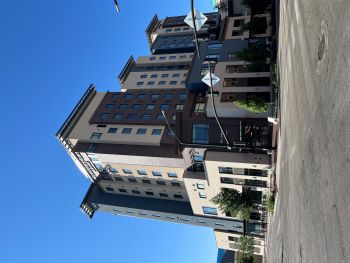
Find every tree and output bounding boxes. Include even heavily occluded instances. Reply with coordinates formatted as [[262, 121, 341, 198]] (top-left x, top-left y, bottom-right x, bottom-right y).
[[236, 236, 254, 256], [234, 95, 268, 113], [236, 44, 270, 71], [214, 1, 228, 12], [237, 255, 254, 263], [211, 188, 253, 218], [266, 195, 275, 213]]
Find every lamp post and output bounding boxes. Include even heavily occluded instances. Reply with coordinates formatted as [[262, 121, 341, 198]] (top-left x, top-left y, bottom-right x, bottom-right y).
[[114, 0, 120, 12]]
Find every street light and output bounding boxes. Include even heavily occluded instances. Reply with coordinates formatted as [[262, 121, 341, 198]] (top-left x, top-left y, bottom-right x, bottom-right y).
[[114, 0, 120, 13]]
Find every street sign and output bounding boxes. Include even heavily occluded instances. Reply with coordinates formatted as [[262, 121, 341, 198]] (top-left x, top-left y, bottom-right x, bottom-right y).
[[202, 72, 220, 87], [184, 9, 208, 30]]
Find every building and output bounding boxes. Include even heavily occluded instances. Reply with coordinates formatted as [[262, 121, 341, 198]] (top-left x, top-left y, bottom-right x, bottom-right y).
[[57, 9, 273, 258]]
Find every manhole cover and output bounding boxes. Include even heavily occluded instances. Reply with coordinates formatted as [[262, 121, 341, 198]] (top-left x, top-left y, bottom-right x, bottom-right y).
[[316, 20, 328, 75]]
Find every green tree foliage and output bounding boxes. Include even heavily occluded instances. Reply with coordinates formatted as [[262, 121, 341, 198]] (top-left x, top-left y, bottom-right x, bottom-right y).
[[236, 236, 254, 257], [211, 188, 253, 218], [266, 195, 275, 213], [234, 95, 268, 113], [237, 44, 270, 71], [237, 255, 255, 263]]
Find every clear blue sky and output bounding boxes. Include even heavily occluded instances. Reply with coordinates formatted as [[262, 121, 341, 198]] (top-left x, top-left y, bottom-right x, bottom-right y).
[[0, 1, 218, 262]]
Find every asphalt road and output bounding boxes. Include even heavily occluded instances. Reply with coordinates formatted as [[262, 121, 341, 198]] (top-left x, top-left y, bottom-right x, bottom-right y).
[[266, 0, 350, 263]]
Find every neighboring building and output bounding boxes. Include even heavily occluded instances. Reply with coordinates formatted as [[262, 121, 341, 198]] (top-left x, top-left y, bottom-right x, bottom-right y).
[[145, 13, 221, 54], [118, 53, 193, 91], [215, 230, 265, 256], [186, 39, 272, 119], [217, 248, 235, 263]]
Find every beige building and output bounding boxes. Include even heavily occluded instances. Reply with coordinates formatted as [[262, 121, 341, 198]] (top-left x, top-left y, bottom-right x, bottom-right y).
[[184, 151, 271, 220], [215, 230, 265, 256]]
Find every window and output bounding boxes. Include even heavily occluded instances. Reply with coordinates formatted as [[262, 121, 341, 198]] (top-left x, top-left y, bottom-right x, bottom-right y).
[[232, 30, 244, 36], [223, 78, 238, 87], [128, 178, 137, 183], [198, 220, 207, 224], [175, 104, 184, 110], [146, 104, 155, 110], [123, 168, 133, 174], [125, 94, 133, 100], [228, 53, 238, 60], [119, 104, 128, 109], [114, 177, 123, 182], [174, 28, 181, 32], [156, 180, 166, 185], [171, 182, 181, 187], [192, 124, 209, 144], [119, 188, 127, 193], [152, 129, 162, 135], [142, 179, 151, 184], [149, 56, 156, 61], [194, 103, 206, 113], [219, 167, 233, 174], [127, 113, 137, 120], [174, 194, 183, 199], [108, 128, 118, 133], [106, 187, 114, 192], [105, 104, 115, 109], [179, 93, 187, 99], [161, 74, 169, 78], [152, 171, 162, 177], [90, 133, 102, 140], [167, 172, 177, 178], [159, 193, 168, 197], [171, 114, 176, 120], [112, 94, 120, 100], [136, 81, 144, 85], [220, 177, 235, 184], [156, 114, 165, 120], [199, 192, 207, 198], [165, 28, 172, 32], [151, 94, 159, 99], [137, 94, 146, 99], [164, 94, 173, 99], [142, 114, 152, 120], [208, 43, 222, 49], [136, 128, 147, 134], [205, 54, 221, 60], [234, 19, 244, 27], [196, 183, 205, 190], [132, 190, 141, 194], [159, 56, 166, 60], [158, 81, 166, 85], [132, 104, 141, 110], [169, 56, 176, 60], [160, 104, 169, 110], [202, 207, 218, 215], [140, 74, 147, 78], [179, 55, 186, 59], [100, 113, 110, 119], [145, 191, 154, 196], [172, 73, 180, 77], [87, 143, 98, 152], [226, 65, 240, 73], [137, 170, 147, 175], [170, 81, 177, 85], [150, 74, 158, 78], [147, 81, 155, 85], [114, 113, 123, 119], [122, 128, 132, 134]]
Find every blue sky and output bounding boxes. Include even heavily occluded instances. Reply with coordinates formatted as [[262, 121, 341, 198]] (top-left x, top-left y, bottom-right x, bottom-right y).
[[0, 1, 218, 262]]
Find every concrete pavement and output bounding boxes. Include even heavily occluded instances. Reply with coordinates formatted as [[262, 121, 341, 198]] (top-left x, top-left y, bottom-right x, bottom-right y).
[[266, 0, 350, 262]]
